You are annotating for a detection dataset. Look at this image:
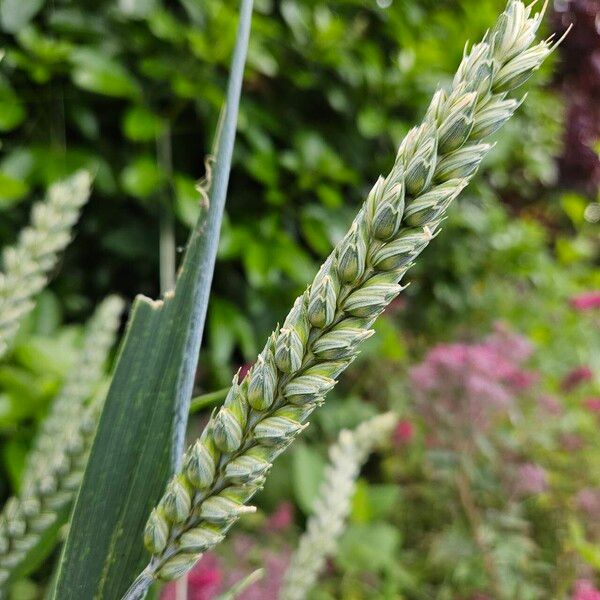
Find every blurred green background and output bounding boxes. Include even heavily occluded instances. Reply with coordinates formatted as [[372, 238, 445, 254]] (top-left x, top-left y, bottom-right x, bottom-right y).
[[0, 0, 598, 598]]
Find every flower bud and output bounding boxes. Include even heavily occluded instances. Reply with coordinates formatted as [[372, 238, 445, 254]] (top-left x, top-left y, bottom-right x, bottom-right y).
[[337, 223, 367, 282], [274, 327, 304, 374], [471, 97, 520, 139], [161, 477, 191, 524], [307, 260, 338, 328], [312, 325, 373, 360], [225, 451, 271, 484], [454, 42, 493, 96], [365, 169, 405, 241], [213, 407, 243, 453], [144, 508, 169, 554], [247, 352, 278, 410], [490, 1, 541, 63], [403, 179, 467, 227], [199, 495, 256, 524], [254, 415, 306, 446], [426, 89, 447, 125], [179, 525, 225, 553], [399, 124, 438, 196], [371, 228, 429, 271], [342, 273, 403, 318], [184, 439, 216, 490], [493, 42, 551, 93], [437, 91, 477, 154], [434, 144, 490, 181], [158, 553, 199, 581], [283, 372, 336, 405]]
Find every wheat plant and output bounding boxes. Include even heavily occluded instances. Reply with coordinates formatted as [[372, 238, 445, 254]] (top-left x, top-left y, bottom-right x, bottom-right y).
[[99, 1, 564, 596], [280, 412, 397, 600], [0, 296, 123, 593], [123, 2, 558, 594], [0, 171, 91, 359]]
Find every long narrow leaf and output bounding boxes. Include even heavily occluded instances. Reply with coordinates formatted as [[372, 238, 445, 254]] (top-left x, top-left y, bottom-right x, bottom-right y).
[[49, 2, 253, 598]]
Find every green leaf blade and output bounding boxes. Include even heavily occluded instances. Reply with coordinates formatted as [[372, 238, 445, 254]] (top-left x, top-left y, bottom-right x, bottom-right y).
[[49, 1, 254, 597]]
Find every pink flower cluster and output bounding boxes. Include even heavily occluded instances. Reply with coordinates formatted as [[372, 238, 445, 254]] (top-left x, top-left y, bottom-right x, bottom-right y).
[[570, 291, 600, 311], [572, 580, 600, 600], [512, 463, 549, 497], [410, 324, 536, 432], [576, 487, 600, 520], [561, 366, 593, 392], [221, 535, 291, 600]]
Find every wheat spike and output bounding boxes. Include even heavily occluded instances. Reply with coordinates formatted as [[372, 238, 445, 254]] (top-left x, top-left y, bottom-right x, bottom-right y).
[[0, 296, 123, 593], [280, 412, 397, 600], [0, 171, 92, 359], [124, 2, 556, 593]]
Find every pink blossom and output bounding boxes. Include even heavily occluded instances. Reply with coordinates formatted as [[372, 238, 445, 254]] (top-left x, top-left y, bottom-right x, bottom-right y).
[[561, 366, 593, 392], [561, 433, 584, 452], [576, 488, 600, 518], [264, 502, 294, 533], [537, 394, 563, 416], [410, 326, 537, 434], [161, 554, 221, 600], [570, 291, 600, 311], [513, 463, 549, 497], [222, 536, 291, 600], [584, 397, 600, 414], [572, 579, 600, 600], [393, 419, 414, 445]]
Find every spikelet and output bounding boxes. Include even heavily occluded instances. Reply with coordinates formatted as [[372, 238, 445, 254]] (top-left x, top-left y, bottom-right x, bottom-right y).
[[0, 171, 91, 359], [280, 413, 397, 600], [129, 1, 556, 588], [0, 297, 123, 592]]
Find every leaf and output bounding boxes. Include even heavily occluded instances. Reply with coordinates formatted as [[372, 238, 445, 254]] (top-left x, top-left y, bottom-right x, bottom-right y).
[[121, 155, 166, 199], [0, 76, 26, 131], [0, 171, 29, 207], [292, 442, 326, 515], [49, 2, 253, 597], [336, 522, 401, 573], [122, 106, 166, 142], [0, 0, 43, 32], [70, 48, 142, 99]]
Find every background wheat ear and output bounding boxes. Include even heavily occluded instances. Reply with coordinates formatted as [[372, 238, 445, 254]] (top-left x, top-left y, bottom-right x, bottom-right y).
[[0, 295, 123, 593], [118, 3, 558, 596], [0, 171, 92, 360], [280, 412, 397, 600]]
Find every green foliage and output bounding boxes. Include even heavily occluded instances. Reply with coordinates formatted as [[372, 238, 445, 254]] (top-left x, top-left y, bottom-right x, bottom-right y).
[[0, 0, 598, 598]]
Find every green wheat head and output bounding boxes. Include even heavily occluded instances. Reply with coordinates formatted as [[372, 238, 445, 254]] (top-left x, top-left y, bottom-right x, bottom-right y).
[[129, 0, 559, 588]]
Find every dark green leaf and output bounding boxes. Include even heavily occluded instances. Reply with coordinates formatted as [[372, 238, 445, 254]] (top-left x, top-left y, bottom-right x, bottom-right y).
[[50, 2, 253, 597]]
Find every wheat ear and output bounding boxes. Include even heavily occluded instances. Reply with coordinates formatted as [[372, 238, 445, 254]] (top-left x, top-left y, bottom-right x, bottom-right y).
[[127, 1, 556, 590], [0, 296, 123, 593], [0, 171, 92, 359], [280, 412, 397, 600], [21, 295, 125, 489]]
